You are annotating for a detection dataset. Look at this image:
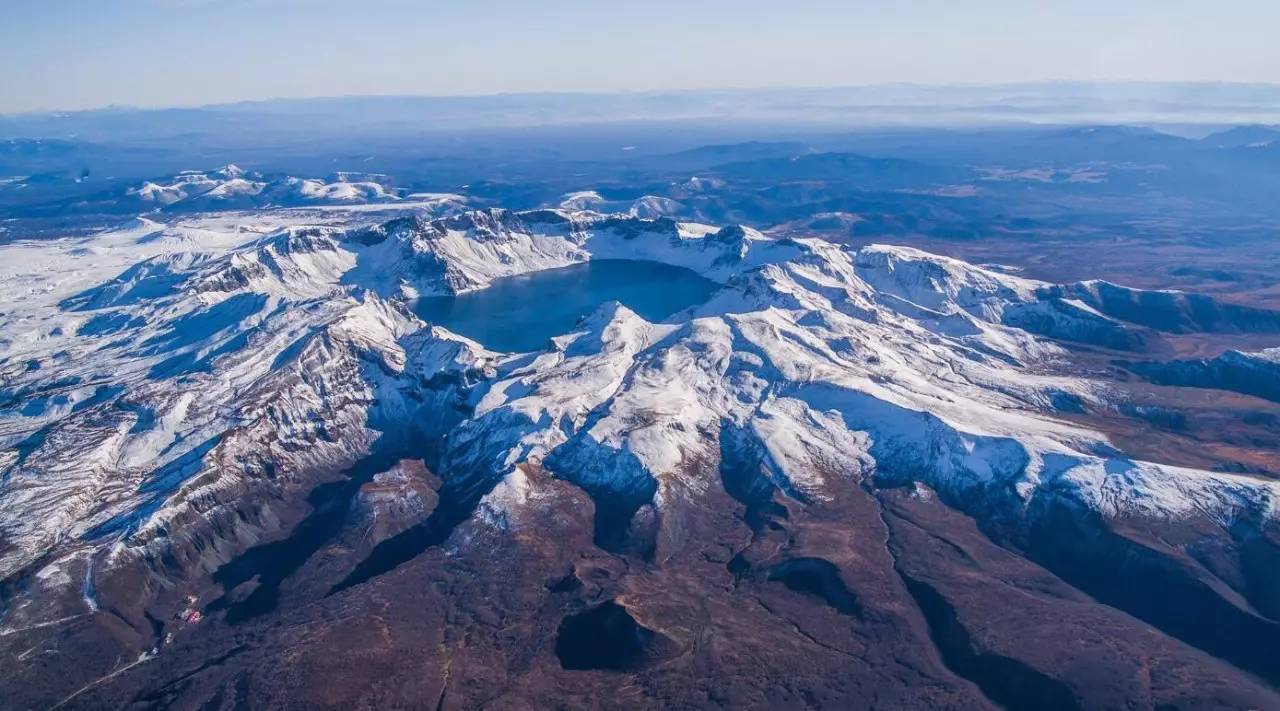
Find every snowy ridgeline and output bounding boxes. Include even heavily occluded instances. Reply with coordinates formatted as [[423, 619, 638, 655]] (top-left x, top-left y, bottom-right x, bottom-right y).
[[125, 164, 466, 212], [1, 205, 1278, 598]]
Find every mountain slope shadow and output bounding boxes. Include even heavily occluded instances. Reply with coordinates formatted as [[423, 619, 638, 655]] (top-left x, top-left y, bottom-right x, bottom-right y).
[[554, 600, 681, 672]]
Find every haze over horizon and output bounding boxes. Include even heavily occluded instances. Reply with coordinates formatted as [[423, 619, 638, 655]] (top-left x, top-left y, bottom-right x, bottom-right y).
[[3, 0, 1279, 114], [7, 81, 1280, 116]]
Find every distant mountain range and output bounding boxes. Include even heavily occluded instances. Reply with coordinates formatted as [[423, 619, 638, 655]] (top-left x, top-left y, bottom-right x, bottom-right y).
[[126, 164, 402, 210], [1201, 124, 1280, 148], [5, 83, 1280, 138]]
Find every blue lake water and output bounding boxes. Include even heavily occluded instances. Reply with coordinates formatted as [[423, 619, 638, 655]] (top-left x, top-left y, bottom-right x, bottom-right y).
[[413, 260, 719, 352]]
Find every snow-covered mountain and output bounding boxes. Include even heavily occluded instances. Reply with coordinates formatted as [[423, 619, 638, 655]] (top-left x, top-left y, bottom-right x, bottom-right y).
[[127, 165, 412, 211], [3, 208, 1280, 707], [558, 190, 685, 219]]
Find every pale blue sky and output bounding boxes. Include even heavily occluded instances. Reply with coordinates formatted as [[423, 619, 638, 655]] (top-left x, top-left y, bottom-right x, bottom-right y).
[[2, 0, 1277, 113]]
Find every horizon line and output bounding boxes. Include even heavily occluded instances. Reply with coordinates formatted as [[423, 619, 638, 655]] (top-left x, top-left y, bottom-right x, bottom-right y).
[[6, 79, 1280, 119]]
